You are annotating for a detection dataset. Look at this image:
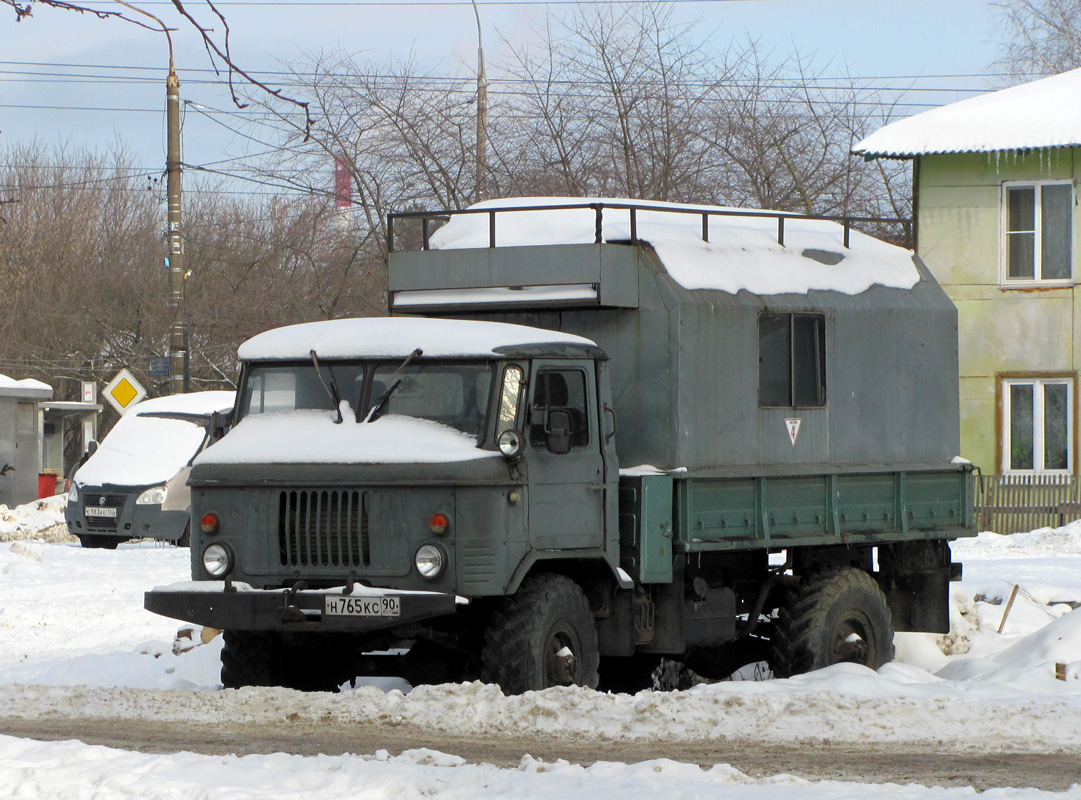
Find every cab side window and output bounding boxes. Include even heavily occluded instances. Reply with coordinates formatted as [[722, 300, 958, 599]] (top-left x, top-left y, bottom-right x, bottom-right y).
[[529, 369, 589, 448]]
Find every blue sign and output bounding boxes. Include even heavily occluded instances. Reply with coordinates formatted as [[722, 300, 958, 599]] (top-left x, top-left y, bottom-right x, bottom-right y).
[[148, 358, 170, 378]]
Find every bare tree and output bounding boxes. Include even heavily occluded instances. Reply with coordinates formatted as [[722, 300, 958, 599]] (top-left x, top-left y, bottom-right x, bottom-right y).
[[1, 0, 311, 131], [0, 144, 383, 410], [990, 0, 1081, 80], [248, 2, 906, 232]]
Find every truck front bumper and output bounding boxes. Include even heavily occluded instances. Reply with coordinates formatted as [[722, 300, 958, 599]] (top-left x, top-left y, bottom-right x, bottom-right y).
[[144, 581, 458, 633]]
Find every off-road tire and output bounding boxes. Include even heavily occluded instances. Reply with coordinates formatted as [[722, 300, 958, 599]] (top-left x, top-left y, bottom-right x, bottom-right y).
[[175, 523, 190, 548], [480, 574, 599, 694], [770, 568, 894, 678], [220, 630, 282, 689]]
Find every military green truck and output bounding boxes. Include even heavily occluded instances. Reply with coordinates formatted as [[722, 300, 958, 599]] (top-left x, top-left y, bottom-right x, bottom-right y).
[[145, 199, 974, 693]]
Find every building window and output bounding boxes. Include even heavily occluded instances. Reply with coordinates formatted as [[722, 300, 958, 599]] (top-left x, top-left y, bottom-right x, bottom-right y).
[[1003, 182, 1073, 284], [759, 313, 826, 407], [1001, 376, 1074, 473]]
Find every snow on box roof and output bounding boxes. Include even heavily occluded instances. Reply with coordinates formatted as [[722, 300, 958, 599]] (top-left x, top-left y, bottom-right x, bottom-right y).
[[427, 197, 920, 296], [74, 391, 235, 488], [0, 373, 51, 393], [854, 68, 1081, 157], [238, 317, 598, 361]]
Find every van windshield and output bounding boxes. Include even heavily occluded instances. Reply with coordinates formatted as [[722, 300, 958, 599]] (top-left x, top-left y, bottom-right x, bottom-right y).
[[240, 361, 494, 441]]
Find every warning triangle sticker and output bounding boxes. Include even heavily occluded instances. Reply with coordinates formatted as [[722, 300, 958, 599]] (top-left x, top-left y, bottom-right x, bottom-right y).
[[785, 418, 802, 446]]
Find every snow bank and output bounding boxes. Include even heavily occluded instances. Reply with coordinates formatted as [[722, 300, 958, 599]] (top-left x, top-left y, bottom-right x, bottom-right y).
[[0, 495, 68, 542], [428, 197, 921, 297], [2, 522, 1081, 755], [11, 738, 1073, 800]]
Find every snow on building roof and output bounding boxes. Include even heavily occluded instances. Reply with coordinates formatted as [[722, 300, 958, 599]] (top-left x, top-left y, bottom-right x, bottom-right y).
[[238, 317, 598, 362], [0, 374, 52, 396], [428, 197, 920, 296], [854, 68, 1081, 157]]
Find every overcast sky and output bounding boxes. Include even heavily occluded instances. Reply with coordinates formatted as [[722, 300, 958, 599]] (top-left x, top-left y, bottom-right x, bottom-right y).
[[1, 0, 1004, 191]]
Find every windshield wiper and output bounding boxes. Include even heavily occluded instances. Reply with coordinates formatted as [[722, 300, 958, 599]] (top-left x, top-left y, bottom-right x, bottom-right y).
[[310, 349, 344, 424], [363, 347, 423, 423]]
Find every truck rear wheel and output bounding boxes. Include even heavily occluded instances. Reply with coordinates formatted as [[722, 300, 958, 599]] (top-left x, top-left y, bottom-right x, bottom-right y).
[[770, 568, 894, 678], [480, 574, 599, 694], [221, 630, 282, 689]]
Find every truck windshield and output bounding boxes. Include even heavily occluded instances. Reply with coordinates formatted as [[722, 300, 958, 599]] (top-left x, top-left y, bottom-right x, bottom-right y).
[[240, 361, 494, 440], [369, 362, 493, 439]]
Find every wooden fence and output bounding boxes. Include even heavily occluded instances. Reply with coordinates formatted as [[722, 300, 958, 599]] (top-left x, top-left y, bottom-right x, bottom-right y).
[[974, 473, 1081, 534]]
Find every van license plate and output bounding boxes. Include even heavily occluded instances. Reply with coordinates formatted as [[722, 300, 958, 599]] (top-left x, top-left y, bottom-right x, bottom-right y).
[[324, 596, 400, 617], [85, 507, 118, 518]]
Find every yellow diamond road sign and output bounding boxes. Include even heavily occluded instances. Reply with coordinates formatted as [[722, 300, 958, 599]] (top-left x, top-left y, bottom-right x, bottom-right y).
[[103, 368, 147, 415]]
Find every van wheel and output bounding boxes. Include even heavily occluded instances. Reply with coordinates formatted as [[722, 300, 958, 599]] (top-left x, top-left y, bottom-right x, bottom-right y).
[[480, 574, 599, 694], [77, 535, 121, 550], [221, 630, 282, 688], [176, 523, 190, 548], [770, 568, 894, 678]]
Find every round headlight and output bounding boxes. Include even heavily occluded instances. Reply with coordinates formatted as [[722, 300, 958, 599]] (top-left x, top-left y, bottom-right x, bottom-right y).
[[414, 543, 445, 579], [498, 429, 523, 460], [202, 543, 233, 578], [67, 483, 79, 503], [136, 485, 168, 505]]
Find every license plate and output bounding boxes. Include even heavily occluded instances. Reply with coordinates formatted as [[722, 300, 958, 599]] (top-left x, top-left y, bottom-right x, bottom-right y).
[[324, 595, 400, 617], [84, 506, 118, 518]]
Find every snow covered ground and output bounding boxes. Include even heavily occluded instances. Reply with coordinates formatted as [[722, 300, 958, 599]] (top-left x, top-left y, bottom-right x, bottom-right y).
[[1, 497, 1080, 798]]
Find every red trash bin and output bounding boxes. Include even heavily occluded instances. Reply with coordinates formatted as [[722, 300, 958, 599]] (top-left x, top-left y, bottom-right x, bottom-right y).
[[38, 471, 58, 498]]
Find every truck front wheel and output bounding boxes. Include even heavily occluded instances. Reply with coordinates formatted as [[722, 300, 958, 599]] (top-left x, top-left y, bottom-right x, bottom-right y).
[[480, 574, 600, 694], [221, 630, 282, 688], [770, 568, 894, 678]]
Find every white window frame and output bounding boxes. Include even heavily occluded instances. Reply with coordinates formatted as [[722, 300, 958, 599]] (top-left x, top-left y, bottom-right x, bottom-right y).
[[1000, 180, 1074, 287], [1000, 376, 1074, 474]]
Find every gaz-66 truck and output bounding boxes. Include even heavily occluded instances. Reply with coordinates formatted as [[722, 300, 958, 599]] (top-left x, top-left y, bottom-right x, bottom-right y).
[[145, 199, 975, 693]]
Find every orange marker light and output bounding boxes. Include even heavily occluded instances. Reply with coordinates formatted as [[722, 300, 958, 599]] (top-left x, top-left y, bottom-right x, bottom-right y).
[[200, 512, 220, 534], [429, 513, 449, 534]]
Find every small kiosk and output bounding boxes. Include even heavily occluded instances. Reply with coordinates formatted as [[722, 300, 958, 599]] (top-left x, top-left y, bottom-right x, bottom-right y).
[[0, 375, 53, 507]]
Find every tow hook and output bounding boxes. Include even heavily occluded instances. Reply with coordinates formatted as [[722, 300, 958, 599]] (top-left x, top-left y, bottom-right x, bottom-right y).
[[280, 580, 308, 622]]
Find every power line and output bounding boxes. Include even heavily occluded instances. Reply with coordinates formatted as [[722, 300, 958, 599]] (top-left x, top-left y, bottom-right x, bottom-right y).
[[75, 0, 781, 5]]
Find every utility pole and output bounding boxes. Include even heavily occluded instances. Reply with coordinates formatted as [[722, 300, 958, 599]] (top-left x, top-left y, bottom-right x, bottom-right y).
[[166, 67, 188, 394], [471, 0, 488, 203]]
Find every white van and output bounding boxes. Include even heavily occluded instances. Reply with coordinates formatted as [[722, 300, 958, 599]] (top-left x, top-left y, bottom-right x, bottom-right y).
[[65, 391, 235, 548]]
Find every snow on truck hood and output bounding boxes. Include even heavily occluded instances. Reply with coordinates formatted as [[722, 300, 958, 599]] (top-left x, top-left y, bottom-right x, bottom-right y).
[[195, 411, 498, 466], [73, 391, 235, 489], [427, 197, 921, 296], [238, 317, 597, 361]]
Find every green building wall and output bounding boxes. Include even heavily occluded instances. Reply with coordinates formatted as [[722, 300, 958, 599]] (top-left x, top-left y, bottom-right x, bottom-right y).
[[916, 149, 1081, 473]]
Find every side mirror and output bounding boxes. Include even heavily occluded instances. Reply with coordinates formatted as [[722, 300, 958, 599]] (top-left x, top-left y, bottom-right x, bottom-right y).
[[208, 410, 229, 444], [546, 409, 573, 455]]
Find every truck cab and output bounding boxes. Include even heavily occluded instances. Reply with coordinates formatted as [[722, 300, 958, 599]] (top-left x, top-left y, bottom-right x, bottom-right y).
[[147, 317, 623, 690]]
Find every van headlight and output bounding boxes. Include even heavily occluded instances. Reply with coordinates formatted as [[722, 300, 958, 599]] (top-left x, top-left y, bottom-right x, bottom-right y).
[[202, 543, 234, 578], [414, 544, 446, 579], [136, 485, 168, 505]]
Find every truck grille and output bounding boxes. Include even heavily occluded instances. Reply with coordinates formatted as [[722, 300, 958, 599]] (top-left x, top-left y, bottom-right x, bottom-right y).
[[277, 490, 370, 568]]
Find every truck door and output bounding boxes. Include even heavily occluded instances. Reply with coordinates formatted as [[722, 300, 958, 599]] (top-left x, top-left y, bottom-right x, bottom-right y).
[[526, 361, 604, 550]]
